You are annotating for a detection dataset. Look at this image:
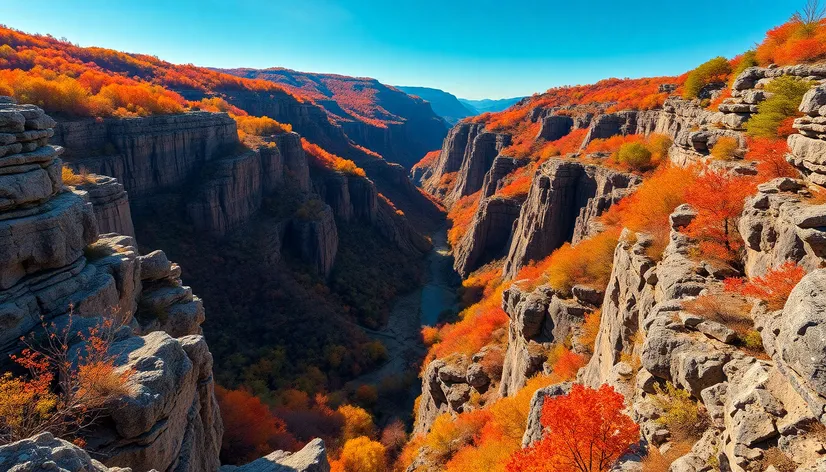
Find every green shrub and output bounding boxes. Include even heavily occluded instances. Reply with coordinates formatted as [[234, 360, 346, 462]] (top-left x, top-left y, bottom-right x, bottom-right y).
[[616, 142, 652, 170], [683, 57, 732, 99], [710, 136, 740, 160], [651, 382, 707, 441], [747, 76, 814, 138], [731, 50, 758, 83]]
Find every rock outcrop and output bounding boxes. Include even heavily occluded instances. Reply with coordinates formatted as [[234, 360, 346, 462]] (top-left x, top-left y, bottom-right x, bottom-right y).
[[220, 438, 330, 472], [0, 433, 130, 472], [499, 285, 595, 397], [0, 100, 222, 472], [453, 196, 522, 277], [71, 175, 136, 238], [56, 112, 239, 199], [503, 160, 639, 279]]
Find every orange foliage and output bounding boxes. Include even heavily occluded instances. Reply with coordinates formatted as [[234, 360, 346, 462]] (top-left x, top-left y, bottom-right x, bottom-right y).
[[447, 191, 482, 246], [0, 25, 305, 118], [216, 386, 297, 465], [746, 138, 798, 181], [234, 114, 292, 137], [515, 230, 619, 295], [506, 384, 639, 472], [756, 18, 826, 66], [724, 261, 807, 310], [338, 404, 376, 441], [550, 347, 587, 381], [537, 128, 589, 161], [600, 165, 698, 257], [301, 138, 367, 177], [584, 134, 643, 155], [497, 164, 536, 198], [414, 150, 441, 170], [682, 168, 756, 262], [333, 436, 388, 472]]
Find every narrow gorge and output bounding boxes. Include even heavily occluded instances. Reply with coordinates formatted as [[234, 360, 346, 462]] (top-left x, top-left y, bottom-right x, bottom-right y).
[[4, 5, 826, 472]]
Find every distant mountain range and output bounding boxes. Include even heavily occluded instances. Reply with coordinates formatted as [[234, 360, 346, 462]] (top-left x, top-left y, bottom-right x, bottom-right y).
[[458, 97, 525, 114], [396, 86, 475, 125], [397, 86, 526, 124]]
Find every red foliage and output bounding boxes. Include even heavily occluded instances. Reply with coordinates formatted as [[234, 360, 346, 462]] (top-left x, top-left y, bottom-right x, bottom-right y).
[[551, 348, 587, 381], [756, 18, 826, 66], [583, 134, 643, 155], [414, 150, 441, 170], [724, 261, 807, 310], [682, 169, 756, 262], [216, 386, 299, 465], [746, 138, 798, 181], [506, 384, 639, 472]]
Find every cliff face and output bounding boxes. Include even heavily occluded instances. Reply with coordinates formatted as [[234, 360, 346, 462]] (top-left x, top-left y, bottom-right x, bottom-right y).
[[0, 100, 223, 472], [502, 160, 639, 279], [55, 113, 239, 199]]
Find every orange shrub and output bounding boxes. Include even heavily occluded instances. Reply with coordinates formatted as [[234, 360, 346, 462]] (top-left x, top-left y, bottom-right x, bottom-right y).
[[756, 18, 826, 66], [516, 230, 619, 295], [746, 138, 798, 181], [497, 165, 535, 198], [333, 436, 387, 472], [584, 134, 643, 155], [301, 138, 367, 177], [506, 384, 639, 472], [548, 346, 587, 381], [234, 114, 292, 136], [600, 164, 698, 257], [414, 150, 441, 170], [724, 261, 807, 310], [537, 128, 589, 161]]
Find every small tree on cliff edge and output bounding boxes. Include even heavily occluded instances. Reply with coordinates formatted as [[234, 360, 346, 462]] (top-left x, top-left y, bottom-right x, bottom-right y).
[[506, 384, 639, 472]]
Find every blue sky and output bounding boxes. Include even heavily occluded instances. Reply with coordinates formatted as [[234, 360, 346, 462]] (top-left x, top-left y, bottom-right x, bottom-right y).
[[0, 0, 801, 99]]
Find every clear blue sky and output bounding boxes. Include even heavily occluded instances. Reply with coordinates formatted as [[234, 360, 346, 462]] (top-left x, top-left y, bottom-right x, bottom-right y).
[[0, 0, 801, 99]]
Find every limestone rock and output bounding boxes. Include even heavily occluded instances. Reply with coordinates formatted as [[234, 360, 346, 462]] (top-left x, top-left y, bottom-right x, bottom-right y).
[[454, 195, 522, 277], [219, 439, 329, 472], [0, 433, 130, 472], [503, 160, 638, 279], [71, 175, 135, 238], [522, 382, 572, 447]]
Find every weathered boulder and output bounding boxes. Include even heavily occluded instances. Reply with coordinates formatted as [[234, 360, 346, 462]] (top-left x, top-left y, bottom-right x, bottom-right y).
[[72, 175, 136, 238], [0, 433, 130, 472], [219, 439, 329, 472]]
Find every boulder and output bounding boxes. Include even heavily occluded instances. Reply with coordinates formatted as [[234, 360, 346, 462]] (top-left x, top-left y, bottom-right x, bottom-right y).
[[220, 439, 330, 472]]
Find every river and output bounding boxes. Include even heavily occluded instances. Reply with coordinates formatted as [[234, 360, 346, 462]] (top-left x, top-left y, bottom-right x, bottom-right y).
[[352, 225, 460, 418]]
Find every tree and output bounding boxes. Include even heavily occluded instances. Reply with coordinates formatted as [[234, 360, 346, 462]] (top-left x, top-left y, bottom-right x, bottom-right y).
[[216, 386, 297, 465], [747, 76, 813, 138], [724, 261, 807, 310], [335, 436, 387, 472], [682, 169, 755, 262], [710, 137, 740, 160], [683, 57, 732, 99], [746, 138, 798, 180], [338, 404, 375, 441], [506, 384, 639, 472]]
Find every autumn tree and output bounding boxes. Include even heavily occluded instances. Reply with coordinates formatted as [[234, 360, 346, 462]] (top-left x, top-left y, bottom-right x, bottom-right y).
[[746, 76, 813, 138], [746, 138, 798, 180], [334, 436, 387, 472], [338, 404, 376, 442], [683, 57, 732, 99], [724, 261, 807, 310], [216, 386, 298, 464], [682, 168, 755, 262], [506, 384, 639, 472]]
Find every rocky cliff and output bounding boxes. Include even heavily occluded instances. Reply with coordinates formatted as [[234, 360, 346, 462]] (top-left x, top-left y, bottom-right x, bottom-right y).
[[0, 100, 224, 471], [502, 160, 639, 279]]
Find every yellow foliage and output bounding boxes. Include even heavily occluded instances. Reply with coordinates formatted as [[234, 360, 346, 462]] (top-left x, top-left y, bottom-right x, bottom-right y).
[[710, 136, 740, 160], [61, 166, 96, 186], [338, 404, 376, 441], [336, 436, 387, 472], [233, 114, 292, 136]]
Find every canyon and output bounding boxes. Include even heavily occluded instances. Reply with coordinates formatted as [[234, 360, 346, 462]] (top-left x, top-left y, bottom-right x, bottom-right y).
[[4, 10, 826, 472]]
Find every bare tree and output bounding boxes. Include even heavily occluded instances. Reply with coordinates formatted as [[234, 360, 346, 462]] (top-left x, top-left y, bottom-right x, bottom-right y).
[[793, 0, 826, 26]]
